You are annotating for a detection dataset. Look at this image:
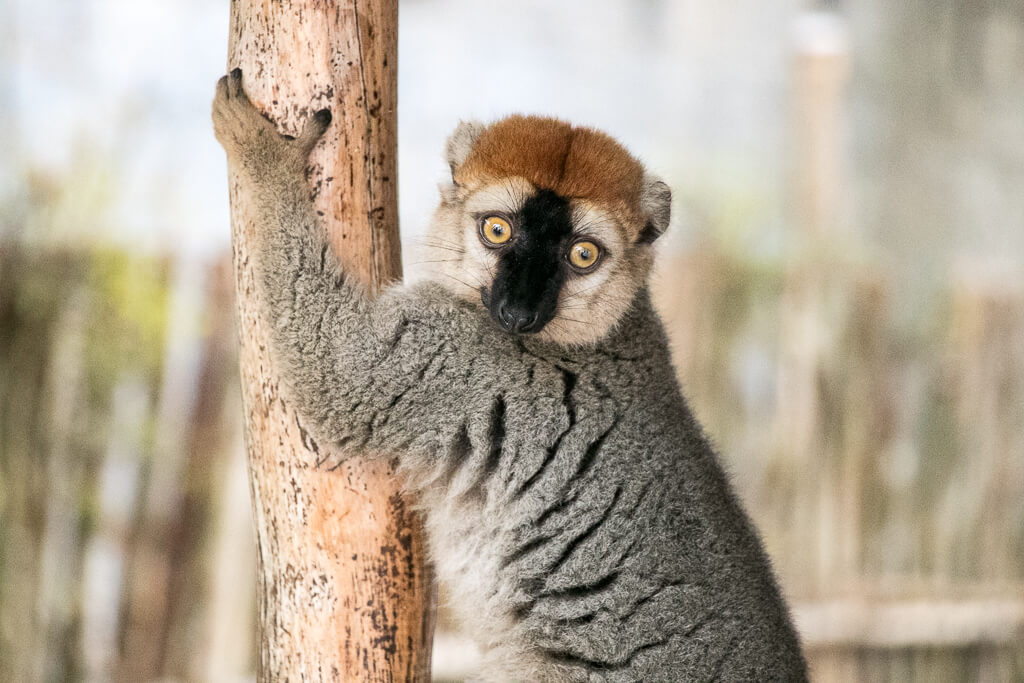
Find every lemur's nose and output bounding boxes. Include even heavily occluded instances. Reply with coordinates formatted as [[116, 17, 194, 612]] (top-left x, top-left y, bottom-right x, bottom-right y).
[[497, 301, 539, 333]]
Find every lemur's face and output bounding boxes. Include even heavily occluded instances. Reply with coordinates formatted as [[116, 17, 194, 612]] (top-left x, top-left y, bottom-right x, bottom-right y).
[[423, 116, 671, 347]]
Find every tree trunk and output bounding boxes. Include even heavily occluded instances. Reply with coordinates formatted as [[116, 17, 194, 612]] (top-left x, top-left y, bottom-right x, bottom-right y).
[[225, 2, 434, 681]]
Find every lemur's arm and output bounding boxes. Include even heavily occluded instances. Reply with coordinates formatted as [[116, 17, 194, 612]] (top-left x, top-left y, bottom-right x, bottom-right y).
[[213, 68, 474, 455]]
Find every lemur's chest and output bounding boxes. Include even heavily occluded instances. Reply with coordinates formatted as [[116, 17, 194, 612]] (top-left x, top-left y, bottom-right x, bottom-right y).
[[420, 492, 517, 641], [411, 361, 629, 626]]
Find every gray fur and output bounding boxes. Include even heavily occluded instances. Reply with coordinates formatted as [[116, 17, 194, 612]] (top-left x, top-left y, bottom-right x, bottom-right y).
[[213, 69, 807, 682], [446, 119, 485, 178], [641, 174, 672, 237]]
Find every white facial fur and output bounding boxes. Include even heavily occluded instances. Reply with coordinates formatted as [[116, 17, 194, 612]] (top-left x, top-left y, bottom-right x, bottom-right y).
[[419, 177, 655, 347]]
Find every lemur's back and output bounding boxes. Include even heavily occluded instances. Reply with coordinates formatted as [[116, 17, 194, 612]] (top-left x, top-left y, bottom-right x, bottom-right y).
[[403, 290, 806, 682]]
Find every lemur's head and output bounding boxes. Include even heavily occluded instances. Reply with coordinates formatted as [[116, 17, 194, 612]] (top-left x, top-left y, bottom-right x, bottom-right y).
[[425, 115, 672, 347]]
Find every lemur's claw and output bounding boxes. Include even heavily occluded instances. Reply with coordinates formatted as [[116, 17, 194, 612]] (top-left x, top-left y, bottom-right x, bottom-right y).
[[296, 108, 332, 152], [228, 68, 244, 98]]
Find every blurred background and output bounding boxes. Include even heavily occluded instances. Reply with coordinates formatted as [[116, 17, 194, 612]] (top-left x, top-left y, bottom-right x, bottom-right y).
[[2, 0, 1023, 681]]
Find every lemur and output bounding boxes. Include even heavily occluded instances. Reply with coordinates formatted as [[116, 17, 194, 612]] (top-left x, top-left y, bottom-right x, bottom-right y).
[[213, 68, 807, 682]]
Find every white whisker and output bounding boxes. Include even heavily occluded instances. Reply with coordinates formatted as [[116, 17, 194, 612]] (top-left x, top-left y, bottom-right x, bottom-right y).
[[411, 258, 464, 265]]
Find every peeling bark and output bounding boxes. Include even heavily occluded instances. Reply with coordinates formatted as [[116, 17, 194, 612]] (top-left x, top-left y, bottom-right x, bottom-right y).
[[225, 1, 434, 680]]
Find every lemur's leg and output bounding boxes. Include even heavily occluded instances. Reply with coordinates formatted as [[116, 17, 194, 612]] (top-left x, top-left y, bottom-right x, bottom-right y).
[[212, 68, 478, 455]]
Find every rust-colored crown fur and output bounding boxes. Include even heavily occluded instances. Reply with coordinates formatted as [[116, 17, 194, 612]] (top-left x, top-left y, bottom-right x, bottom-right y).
[[455, 115, 648, 230]]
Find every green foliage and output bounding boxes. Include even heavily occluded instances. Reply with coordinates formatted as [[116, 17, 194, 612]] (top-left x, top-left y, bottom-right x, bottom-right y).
[[82, 247, 170, 394]]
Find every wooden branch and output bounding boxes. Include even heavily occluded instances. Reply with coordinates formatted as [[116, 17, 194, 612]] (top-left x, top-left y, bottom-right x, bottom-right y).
[[795, 598, 1024, 648], [225, 1, 434, 680]]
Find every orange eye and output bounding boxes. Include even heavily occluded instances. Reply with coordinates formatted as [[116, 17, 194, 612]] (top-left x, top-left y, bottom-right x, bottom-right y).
[[569, 240, 601, 270], [480, 215, 513, 245]]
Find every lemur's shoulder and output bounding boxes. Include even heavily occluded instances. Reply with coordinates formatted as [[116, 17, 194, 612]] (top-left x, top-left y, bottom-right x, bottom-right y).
[[373, 280, 518, 358]]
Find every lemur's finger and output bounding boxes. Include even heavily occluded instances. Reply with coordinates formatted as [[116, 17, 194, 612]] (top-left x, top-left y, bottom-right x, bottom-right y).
[[216, 74, 230, 101], [228, 67, 245, 99], [297, 109, 333, 151]]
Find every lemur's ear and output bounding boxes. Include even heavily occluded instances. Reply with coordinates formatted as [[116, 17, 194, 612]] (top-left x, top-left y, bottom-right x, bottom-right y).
[[445, 120, 485, 180], [637, 174, 672, 244]]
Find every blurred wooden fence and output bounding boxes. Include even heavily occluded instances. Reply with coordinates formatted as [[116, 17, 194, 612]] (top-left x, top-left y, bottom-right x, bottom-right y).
[[655, 243, 1024, 682], [0, 243, 254, 682], [1, 237, 1022, 683]]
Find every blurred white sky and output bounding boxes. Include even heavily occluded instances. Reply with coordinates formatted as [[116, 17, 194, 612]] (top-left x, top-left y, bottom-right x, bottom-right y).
[[0, 0, 800, 260], [2, 0, 1023, 288]]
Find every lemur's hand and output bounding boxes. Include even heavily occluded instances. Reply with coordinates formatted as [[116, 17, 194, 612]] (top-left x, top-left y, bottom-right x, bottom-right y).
[[212, 68, 332, 177]]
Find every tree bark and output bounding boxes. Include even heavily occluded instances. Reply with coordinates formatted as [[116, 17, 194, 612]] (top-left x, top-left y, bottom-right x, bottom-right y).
[[225, 2, 434, 681]]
